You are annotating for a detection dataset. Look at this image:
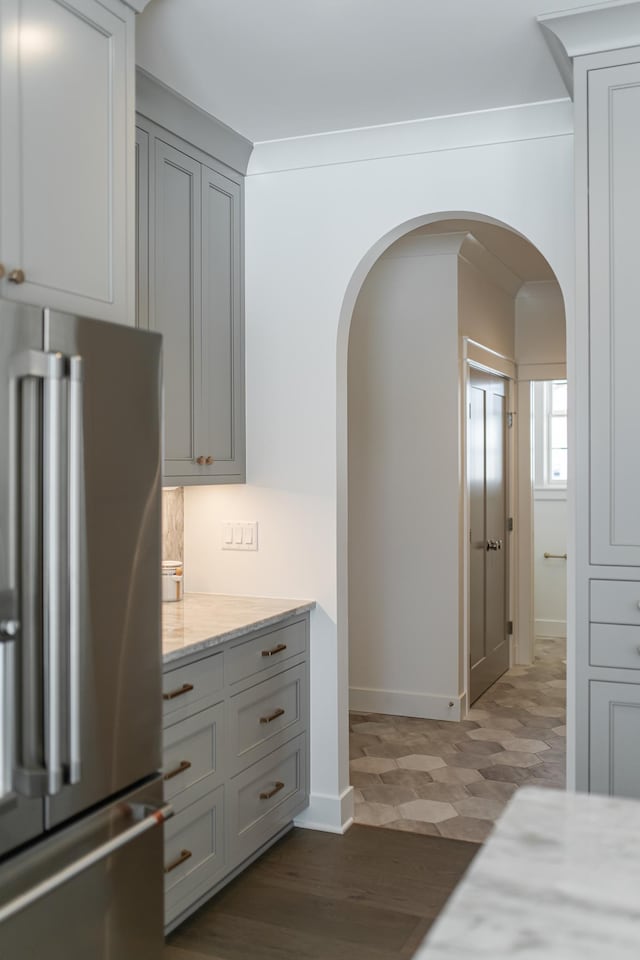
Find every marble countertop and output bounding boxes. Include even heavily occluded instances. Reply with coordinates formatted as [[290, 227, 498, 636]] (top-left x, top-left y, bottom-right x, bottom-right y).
[[162, 593, 315, 664], [415, 786, 640, 959]]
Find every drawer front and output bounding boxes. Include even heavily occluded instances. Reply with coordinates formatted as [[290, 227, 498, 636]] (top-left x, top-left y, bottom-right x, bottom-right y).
[[591, 580, 640, 626], [590, 623, 640, 671], [162, 652, 224, 723], [228, 734, 307, 867], [164, 786, 225, 927], [226, 619, 306, 687], [228, 663, 306, 773], [163, 703, 224, 814]]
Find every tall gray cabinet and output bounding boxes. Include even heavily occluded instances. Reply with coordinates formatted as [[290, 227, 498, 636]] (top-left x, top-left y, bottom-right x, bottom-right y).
[[540, 5, 640, 799], [135, 73, 251, 484]]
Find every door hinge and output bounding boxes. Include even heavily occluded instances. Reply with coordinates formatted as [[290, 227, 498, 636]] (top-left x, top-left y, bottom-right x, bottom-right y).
[[507, 620, 513, 635], [507, 517, 513, 532], [507, 412, 514, 428]]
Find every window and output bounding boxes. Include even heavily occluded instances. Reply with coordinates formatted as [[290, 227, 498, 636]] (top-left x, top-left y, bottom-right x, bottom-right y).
[[546, 380, 567, 486], [533, 380, 567, 491]]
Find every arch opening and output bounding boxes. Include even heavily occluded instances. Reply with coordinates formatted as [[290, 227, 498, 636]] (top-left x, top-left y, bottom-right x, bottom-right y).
[[337, 210, 568, 832]]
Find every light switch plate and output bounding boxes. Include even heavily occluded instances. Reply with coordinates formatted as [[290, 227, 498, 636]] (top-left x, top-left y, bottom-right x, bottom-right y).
[[222, 521, 258, 551]]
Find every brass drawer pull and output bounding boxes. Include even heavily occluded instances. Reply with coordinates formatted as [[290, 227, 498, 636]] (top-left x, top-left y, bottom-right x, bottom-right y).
[[164, 849, 192, 874], [259, 707, 285, 725], [163, 760, 192, 781], [260, 780, 285, 801], [163, 682, 194, 701], [261, 643, 287, 658]]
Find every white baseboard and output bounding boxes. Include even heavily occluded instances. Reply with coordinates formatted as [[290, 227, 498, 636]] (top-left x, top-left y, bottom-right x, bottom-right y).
[[294, 786, 354, 834], [349, 686, 465, 721], [536, 619, 567, 639]]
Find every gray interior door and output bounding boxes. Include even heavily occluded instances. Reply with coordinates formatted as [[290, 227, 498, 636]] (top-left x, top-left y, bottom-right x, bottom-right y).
[[469, 368, 509, 703]]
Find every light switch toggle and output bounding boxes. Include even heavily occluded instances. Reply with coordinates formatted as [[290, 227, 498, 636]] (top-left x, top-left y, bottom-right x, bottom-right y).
[[222, 521, 258, 551]]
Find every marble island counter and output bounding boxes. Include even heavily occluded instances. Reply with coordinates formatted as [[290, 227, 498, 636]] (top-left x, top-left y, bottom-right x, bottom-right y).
[[415, 786, 640, 959], [162, 593, 316, 664]]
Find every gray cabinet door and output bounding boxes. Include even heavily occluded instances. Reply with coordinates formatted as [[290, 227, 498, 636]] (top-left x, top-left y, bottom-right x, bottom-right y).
[[135, 126, 150, 330], [590, 680, 640, 799], [200, 166, 245, 480], [0, 0, 134, 323], [589, 61, 640, 565], [152, 138, 204, 480], [135, 116, 246, 485]]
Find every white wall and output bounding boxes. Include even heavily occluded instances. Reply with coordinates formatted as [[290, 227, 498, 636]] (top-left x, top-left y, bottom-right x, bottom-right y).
[[458, 255, 516, 358], [516, 281, 567, 372], [348, 248, 461, 718], [184, 125, 574, 832], [534, 497, 568, 637], [347, 235, 517, 720]]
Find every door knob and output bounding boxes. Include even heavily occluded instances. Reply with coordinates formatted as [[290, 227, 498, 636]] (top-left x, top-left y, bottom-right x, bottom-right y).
[[196, 456, 205, 465], [8, 268, 25, 284], [486, 540, 498, 551]]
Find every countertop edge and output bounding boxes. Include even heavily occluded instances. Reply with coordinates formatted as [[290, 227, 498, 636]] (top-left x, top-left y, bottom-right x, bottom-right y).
[[162, 599, 316, 666]]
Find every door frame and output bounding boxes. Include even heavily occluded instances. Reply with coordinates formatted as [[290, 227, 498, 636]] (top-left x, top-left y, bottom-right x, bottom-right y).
[[460, 339, 516, 713], [514, 362, 567, 665]]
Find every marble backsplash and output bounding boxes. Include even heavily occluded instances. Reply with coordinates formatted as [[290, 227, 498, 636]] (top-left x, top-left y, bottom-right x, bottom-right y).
[[162, 487, 184, 562]]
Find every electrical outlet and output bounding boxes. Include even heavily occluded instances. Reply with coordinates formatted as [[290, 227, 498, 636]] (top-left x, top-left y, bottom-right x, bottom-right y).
[[222, 521, 258, 551]]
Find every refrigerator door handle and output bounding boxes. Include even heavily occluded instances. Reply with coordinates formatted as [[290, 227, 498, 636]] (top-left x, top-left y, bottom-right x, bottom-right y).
[[42, 354, 65, 796], [67, 356, 84, 785], [0, 802, 173, 925], [8, 349, 66, 798]]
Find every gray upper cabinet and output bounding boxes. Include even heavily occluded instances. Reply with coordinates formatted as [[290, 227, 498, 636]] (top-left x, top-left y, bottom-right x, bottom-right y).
[[589, 60, 640, 566], [0, 0, 135, 323], [135, 111, 245, 485]]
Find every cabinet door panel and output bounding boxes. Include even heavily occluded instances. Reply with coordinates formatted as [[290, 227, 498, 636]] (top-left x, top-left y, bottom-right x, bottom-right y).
[[590, 680, 640, 799], [589, 62, 640, 565], [201, 166, 245, 480], [153, 139, 202, 477], [135, 126, 150, 330], [0, 0, 131, 321]]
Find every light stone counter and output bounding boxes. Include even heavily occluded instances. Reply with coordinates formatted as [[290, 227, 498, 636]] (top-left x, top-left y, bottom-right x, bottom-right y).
[[415, 786, 640, 959], [162, 593, 315, 665]]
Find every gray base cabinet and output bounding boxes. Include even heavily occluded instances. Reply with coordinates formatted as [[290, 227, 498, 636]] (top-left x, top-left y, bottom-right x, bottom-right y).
[[0, 0, 135, 323], [136, 113, 245, 484], [161, 614, 310, 930]]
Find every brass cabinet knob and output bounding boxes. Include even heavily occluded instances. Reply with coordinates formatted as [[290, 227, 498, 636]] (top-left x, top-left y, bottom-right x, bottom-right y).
[[8, 268, 25, 284], [196, 456, 205, 465], [205, 456, 214, 465]]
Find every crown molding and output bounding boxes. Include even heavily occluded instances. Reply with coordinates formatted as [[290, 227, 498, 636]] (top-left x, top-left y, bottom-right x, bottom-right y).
[[122, 0, 153, 10], [247, 99, 572, 176], [381, 230, 522, 297], [538, 1, 640, 97], [136, 68, 253, 176]]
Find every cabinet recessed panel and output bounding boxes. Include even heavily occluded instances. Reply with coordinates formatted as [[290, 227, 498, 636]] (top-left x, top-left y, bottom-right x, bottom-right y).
[[201, 166, 244, 479], [154, 141, 201, 471], [589, 63, 640, 564], [590, 681, 640, 799], [0, 0, 130, 319]]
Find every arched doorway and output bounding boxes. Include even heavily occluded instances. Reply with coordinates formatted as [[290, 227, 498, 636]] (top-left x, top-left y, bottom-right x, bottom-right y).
[[339, 213, 567, 840]]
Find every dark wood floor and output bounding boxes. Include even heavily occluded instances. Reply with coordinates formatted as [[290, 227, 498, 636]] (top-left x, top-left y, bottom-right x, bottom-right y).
[[165, 825, 478, 960]]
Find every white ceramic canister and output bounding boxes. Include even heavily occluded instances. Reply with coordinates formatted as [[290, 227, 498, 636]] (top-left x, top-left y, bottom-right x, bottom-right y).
[[162, 560, 184, 602]]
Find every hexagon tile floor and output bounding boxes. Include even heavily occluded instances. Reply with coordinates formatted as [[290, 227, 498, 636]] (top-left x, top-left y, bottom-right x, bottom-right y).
[[350, 637, 566, 843]]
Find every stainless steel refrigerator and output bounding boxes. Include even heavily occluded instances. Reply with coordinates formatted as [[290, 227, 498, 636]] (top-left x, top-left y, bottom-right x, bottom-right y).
[[0, 302, 168, 958]]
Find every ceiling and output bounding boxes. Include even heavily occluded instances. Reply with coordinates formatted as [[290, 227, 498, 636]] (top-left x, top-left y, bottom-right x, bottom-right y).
[[136, 0, 613, 143], [414, 220, 556, 283]]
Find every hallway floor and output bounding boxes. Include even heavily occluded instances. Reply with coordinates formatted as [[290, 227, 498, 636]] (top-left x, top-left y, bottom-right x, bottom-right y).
[[350, 637, 566, 842]]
